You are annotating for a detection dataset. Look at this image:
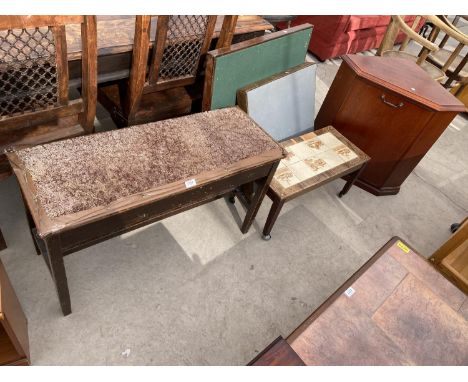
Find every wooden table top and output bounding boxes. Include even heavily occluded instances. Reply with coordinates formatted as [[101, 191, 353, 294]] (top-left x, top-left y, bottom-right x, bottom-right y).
[[7, 107, 283, 236], [344, 55, 466, 112], [288, 237, 468, 365], [66, 15, 273, 60], [270, 126, 370, 200]]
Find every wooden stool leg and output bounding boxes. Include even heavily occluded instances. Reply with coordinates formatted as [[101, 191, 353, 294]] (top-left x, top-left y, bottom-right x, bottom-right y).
[[338, 164, 367, 198], [45, 235, 71, 316], [0, 228, 6, 251], [262, 198, 284, 240], [241, 163, 279, 234]]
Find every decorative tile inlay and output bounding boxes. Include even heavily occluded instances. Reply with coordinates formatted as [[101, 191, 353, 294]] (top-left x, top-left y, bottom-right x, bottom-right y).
[[275, 167, 301, 188], [289, 161, 317, 182], [305, 138, 326, 151], [288, 141, 317, 160], [317, 132, 344, 148], [334, 144, 358, 161], [283, 147, 301, 165], [304, 157, 327, 172], [274, 131, 359, 189]]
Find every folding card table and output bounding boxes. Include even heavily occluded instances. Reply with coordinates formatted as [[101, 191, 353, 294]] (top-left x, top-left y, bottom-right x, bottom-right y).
[[7, 107, 284, 315]]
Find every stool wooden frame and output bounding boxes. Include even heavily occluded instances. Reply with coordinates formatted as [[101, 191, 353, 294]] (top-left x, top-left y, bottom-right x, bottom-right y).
[[261, 127, 370, 240]]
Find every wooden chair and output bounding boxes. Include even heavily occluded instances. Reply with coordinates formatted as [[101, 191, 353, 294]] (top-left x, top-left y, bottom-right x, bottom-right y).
[[425, 16, 468, 89], [0, 16, 97, 180], [98, 15, 238, 127], [377, 15, 468, 82]]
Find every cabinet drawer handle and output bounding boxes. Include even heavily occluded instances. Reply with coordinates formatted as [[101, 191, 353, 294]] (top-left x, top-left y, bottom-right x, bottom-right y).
[[381, 94, 404, 108]]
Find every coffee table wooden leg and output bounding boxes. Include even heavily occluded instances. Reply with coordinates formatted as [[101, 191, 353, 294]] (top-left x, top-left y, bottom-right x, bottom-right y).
[[338, 164, 367, 198], [262, 197, 285, 240], [241, 163, 279, 234], [45, 235, 72, 316], [0, 228, 6, 251]]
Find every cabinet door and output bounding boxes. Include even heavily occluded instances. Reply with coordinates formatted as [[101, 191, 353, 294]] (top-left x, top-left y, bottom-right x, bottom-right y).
[[334, 79, 433, 188]]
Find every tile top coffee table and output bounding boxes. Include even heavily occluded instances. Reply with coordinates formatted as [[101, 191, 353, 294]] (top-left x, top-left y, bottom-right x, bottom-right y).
[[262, 126, 370, 239], [7, 107, 284, 315]]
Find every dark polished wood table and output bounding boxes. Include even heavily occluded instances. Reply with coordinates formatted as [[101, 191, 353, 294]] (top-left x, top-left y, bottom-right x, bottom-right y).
[[65, 16, 273, 85], [251, 237, 468, 365], [7, 107, 284, 316]]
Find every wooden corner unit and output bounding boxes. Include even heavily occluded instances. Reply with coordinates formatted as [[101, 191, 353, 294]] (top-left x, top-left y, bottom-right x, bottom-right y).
[[0, 259, 30, 366], [315, 54, 465, 196]]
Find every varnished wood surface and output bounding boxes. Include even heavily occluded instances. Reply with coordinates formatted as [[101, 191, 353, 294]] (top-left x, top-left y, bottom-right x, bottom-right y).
[[0, 15, 84, 29], [287, 237, 468, 365], [65, 16, 273, 60], [0, 259, 30, 365], [343, 55, 465, 112], [315, 55, 463, 195], [248, 336, 305, 366]]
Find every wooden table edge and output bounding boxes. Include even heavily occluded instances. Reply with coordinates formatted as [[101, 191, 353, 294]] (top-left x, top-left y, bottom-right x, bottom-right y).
[[286, 236, 417, 344], [66, 16, 275, 61]]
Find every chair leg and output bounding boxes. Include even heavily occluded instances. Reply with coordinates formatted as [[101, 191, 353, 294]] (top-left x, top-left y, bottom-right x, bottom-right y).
[[0, 228, 6, 251], [262, 198, 285, 240], [339, 164, 367, 198], [45, 235, 71, 316]]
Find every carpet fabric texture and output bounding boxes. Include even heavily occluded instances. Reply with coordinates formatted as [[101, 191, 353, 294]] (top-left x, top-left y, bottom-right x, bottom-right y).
[[13, 107, 278, 218]]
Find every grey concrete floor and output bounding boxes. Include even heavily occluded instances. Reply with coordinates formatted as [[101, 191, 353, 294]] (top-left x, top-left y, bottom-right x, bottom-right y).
[[0, 54, 467, 365]]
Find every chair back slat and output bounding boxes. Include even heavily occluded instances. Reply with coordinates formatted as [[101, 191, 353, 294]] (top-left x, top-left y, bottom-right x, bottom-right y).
[[148, 15, 217, 87], [53, 25, 69, 105]]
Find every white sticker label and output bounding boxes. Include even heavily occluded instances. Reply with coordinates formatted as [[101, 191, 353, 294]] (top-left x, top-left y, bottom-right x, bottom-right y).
[[185, 179, 197, 188], [344, 287, 355, 298]]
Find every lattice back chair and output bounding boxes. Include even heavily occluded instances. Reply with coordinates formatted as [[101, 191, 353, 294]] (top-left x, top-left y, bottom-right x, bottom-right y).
[[425, 16, 468, 89], [0, 16, 97, 179], [124, 15, 219, 122]]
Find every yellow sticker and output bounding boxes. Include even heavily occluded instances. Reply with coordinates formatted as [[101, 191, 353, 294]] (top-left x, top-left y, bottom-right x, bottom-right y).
[[397, 241, 410, 253]]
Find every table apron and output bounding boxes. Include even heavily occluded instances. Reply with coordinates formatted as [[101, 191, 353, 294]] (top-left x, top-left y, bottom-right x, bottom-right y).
[[69, 51, 133, 86], [54, 162, 275, 255]]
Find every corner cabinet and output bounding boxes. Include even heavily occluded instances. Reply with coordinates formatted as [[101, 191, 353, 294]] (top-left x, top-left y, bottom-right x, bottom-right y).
[[315, 54, 465, 196]]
